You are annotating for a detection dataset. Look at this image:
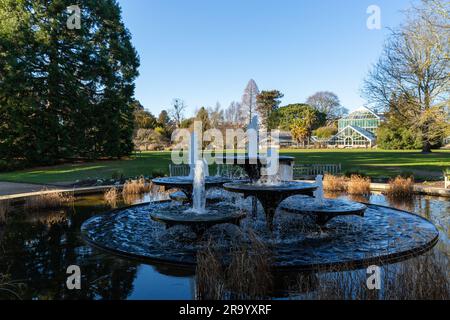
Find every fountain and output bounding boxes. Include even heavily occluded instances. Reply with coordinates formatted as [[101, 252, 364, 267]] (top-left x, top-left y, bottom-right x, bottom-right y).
[[81, 115, 439, 273], [149, 160, 246, 236], [152, 132, 231, 203], [222, 115, 318, 229], [279, 176, 367, 226], [192, 160, 206, 214]]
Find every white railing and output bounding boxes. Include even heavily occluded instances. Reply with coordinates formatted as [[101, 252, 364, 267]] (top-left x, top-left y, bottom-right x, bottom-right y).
[[293, 164, 342, 179]]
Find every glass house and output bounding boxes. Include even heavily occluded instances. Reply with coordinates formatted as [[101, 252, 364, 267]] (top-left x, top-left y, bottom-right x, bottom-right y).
[[328, 107, 382, 148]]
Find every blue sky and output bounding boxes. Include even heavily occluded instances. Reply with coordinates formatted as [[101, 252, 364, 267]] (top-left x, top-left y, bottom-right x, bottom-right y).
[[117, 0, 415, 117]]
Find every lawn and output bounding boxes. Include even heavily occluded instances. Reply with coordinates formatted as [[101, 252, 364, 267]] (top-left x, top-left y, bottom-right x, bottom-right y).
[[0, 150, 449, 184]]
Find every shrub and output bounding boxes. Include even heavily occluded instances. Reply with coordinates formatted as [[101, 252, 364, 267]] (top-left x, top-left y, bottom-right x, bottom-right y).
[[0, 160, 9, 172], [151, 169, 166, 178], [344, 170, 368, 178], [111, 170, 125, 181], [104, 187, 119, 208], [313, 126, 338, 139], [122, 177, 151, 195], [347, 175, 371, 195], [377, 125, 422, 150], [387, 176, 414, 199], [323, 174, 347, 192], [25, 191, 74, 211]]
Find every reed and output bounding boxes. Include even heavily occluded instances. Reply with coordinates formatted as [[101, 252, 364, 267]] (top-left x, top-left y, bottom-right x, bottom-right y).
[[0, 273, 23, 300], [347, 175, 371, 195], [195, 241, 225, 300], [295, 252, 449, 300], [104, 187, 119, 208], [122, 177, 151, 195], [24, 191, 74, 211], [323, 174, 347, 192], [196, 233, 273, 300], [387, 176, 414, 199]]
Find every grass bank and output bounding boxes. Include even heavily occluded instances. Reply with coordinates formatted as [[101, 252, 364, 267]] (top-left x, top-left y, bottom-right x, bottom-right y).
[[0, 149, 448, 184]]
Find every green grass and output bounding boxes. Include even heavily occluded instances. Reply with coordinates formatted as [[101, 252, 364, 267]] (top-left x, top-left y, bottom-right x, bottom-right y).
[[0, 150, 449, 184]]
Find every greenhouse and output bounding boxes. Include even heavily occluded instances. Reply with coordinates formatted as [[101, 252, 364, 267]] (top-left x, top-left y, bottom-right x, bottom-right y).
[[327, 125, 376, 148], [327, 107, 382, 148], [337, 107, 382, 135]]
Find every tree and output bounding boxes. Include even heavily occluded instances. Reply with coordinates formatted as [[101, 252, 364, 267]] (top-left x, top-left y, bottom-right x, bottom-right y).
[[169, 98, 186, 128], [362, 1, 449, 153], [157, 110, 174, 139], [224, 101, 243, 126], [376, 93, 423, 150], [240, 79, 260, 125], [306, 92, 348, 125], [158, 110, 171, 128], [313, 126, 338, 139], [207, 102, 224, 128], [132, 101, 157, 130], [256, 90, 284, 129], [290, 120, 309, 147], [274, 104, 326, 132], [0, 0, 139, 164], [195, 107, 211, 131]]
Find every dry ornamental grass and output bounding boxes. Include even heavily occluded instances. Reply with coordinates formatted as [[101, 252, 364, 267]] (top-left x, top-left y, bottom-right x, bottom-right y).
[[347, 175, 371, 195]]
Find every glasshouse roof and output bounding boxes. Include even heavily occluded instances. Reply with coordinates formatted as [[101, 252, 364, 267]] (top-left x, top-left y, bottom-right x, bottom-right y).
[[344, 107, 380, 120]]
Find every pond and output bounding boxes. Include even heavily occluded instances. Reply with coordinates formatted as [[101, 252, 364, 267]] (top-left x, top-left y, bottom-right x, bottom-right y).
[[0, 192, 448, 300]]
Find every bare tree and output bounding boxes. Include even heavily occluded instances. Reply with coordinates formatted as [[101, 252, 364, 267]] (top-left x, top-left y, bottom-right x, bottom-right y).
[[225, 101, 243, 125], [414, 0, 449, 40], [241, 79, 260, 126], [306, 91, 348, 124], [363, 1, 449, 153], [207, 102, 224, 128], [169, 98, 186, 128]]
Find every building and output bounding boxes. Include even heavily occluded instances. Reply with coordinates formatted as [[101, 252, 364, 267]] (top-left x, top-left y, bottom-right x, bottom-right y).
[[327, 107, 383, 148]]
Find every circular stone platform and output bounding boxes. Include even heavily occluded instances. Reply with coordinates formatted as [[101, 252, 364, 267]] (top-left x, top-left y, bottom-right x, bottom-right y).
[[223, 181, 317, 229], [81, 201, 439, 271], [280, 196, 367, 226], [152, 176, 231, 202], [150, 203, 246, 235]]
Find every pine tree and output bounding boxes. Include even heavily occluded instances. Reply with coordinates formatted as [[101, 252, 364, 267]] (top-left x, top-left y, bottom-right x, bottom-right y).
[[256, 90, 284, 129], [0, 0, 139, 165]]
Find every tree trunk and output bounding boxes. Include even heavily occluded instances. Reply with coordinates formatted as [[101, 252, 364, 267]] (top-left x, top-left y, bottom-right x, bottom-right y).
[[422, 141, 432, 153]]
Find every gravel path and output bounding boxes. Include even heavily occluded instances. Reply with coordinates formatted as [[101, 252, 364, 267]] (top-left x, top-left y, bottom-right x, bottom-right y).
[[0, 182, 62, 196]]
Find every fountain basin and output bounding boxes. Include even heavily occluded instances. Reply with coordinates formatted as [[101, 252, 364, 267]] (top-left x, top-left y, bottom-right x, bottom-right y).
[[150, 203, 247, 236], [81, 201, 439, 271], [280, 196, 367, 226], [223, 181, 317, 229], [152, 176, 231, 202]]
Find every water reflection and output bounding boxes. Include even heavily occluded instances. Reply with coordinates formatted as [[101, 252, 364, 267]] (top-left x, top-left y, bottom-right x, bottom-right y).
[[0, 192, 448, 300]]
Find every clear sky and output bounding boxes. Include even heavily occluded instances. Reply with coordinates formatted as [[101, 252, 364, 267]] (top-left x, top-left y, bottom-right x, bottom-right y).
[[117, 0, 415, 117]]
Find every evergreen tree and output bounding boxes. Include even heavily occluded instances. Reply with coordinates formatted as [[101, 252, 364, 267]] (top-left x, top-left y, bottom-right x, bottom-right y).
[[256, 90, 284, 129], [0, 0, 139, 165]]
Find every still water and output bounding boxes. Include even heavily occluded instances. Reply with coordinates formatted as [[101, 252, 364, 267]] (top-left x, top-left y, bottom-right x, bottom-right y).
[[0, 192, 448, 300]]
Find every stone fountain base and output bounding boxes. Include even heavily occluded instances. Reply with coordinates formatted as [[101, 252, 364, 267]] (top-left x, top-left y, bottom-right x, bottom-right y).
[[81, 201, 439, 271], [150, 203, 246, 236], [280, 196, 367, 226]]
